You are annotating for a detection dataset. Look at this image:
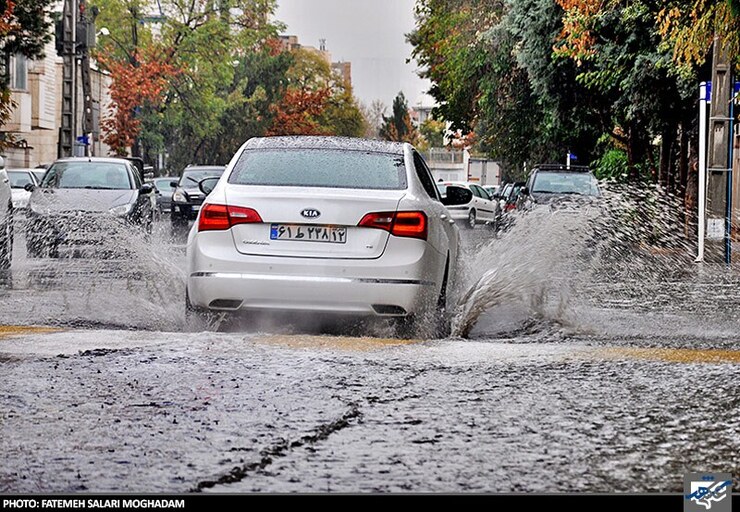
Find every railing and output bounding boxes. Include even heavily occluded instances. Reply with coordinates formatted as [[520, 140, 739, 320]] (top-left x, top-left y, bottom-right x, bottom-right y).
[[422, 148, 465, 164]]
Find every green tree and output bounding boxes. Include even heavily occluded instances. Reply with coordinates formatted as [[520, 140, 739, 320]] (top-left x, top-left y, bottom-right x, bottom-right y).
[[379, 91, 419, 143], [419, 117, 446, 149]]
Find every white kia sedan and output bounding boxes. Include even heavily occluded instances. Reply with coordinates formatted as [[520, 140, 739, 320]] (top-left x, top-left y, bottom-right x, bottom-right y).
[[185, 136, 467, 337]]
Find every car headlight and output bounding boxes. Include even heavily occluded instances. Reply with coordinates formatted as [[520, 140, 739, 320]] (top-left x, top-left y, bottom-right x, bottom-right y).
[[173, 190, 186, 203], [109, 203, 133, 216]]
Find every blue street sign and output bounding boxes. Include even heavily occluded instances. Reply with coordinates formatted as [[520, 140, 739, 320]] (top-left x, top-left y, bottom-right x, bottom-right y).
[[76, 135, 90, 145]]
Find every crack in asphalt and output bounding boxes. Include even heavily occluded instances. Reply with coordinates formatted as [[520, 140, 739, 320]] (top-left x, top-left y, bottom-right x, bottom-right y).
[[191, 403, 363, 492]]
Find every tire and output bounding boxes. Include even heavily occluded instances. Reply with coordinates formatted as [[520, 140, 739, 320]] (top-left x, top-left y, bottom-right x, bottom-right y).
[[466, 209, 476, 229], [171, 214, 187, 238], [185, 286, 211, 326], [433, 259, 452, 339], [0, 208, 13, 270], [395, 258, 452, 340]]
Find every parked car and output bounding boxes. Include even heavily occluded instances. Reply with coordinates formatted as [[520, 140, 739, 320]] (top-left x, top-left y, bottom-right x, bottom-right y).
[[26, 157, 154, 257], [171, 165, 225, 233], [32, 169, 47, 185], [436, 181, 499, 229], [7, 169, 40, 211], [151, 177, 176, 214], [520, 165, 600, 210], [186, 136, 468, 338], [0, 157, 13, 270], [483, 184, 501, 199]]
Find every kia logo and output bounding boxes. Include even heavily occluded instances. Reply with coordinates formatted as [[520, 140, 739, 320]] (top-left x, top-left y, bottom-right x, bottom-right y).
[[301, 208, 321, 219]]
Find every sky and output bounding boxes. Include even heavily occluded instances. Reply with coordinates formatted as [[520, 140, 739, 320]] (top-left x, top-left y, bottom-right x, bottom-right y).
[[274, 0, 434, 109]]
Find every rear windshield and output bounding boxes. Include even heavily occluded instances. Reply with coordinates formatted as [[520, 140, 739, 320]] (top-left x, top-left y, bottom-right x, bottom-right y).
[[180, 168, 224, 186], [532, 171, 600, 196], [228, 149, 407, 190]]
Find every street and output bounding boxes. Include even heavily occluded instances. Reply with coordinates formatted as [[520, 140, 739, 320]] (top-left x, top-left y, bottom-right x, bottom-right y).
[[1, 216, 738, 493]]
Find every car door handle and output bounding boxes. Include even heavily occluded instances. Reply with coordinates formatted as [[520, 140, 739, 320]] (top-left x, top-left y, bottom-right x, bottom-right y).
[[448, 219, 455, 224], [440, 214, 448, 220]]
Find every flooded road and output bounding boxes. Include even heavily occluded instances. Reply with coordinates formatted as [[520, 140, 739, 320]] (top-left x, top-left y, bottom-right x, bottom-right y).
[[0, 213, 738, 493]]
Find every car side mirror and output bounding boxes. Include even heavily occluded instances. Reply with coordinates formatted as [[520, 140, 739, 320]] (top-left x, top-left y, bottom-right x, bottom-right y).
[[139, 184, 153, 195], [170, 180, 179, 189], [520, 187, 530, 196], [199, 177, 220, 196], [441, 186, 473, 206], [24, 183, 35, 192]]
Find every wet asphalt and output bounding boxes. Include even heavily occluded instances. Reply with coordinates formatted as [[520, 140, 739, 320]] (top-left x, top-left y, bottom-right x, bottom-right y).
[[0, 218, 738, 493]]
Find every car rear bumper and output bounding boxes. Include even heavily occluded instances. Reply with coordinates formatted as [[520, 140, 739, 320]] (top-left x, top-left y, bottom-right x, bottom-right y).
[[186, 230, 442, 316]]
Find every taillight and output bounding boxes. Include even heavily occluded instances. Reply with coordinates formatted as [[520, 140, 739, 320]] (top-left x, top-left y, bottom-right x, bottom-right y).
[[198, 204, 262, 232], [504, 203, 516, 212], [358, 211, 428, 240]]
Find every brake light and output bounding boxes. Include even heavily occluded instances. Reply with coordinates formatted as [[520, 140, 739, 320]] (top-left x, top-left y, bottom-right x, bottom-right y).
[[358, 211, 427, 240], [198, 204, 262, 232]]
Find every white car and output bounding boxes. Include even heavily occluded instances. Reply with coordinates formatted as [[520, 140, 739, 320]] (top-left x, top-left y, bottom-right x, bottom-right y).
[[186, 136, 466, 337], [436, 181, 499, 229], [7, 168, 40, 211]]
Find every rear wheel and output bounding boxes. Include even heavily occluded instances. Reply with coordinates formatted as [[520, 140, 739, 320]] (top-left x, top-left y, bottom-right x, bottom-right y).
[[466, 209, 476, 229], [185, 287, 211, 327]]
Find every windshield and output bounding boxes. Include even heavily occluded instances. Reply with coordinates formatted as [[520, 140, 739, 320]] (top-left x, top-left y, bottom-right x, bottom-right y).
[[229, 149, 407, 190], [180, 168, 224, 186], [8, 171, 34, 189], [532, 172, 600, 196], [41, 162, 133, 190]]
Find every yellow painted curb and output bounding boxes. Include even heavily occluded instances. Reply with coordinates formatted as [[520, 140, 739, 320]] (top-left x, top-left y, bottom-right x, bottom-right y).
[[258, 334, 419, 351], [600, 347, 740, 364], [0, 325, 62, 339]]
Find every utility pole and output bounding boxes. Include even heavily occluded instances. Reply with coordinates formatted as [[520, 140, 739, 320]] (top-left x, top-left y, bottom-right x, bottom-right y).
[[705, 35, 733, 263], [79, 0, 95, 156], [59, 0, 77, 157]]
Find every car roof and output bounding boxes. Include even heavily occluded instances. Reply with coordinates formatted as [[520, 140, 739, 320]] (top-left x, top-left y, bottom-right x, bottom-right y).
[[184, 165, 225, 170], [532, 164, 592, 173], [51, 157, 134, 167], [243, 136, 407, 155]]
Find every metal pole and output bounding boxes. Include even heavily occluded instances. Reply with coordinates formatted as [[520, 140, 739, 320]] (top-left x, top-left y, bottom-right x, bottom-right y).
[[566, 151, 571, 170], [697, 82, 708, 262], [726, 77, 735, 264]]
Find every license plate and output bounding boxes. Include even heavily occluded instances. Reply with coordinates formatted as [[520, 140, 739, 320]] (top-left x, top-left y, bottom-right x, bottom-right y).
[[270, 224, 347, 244]]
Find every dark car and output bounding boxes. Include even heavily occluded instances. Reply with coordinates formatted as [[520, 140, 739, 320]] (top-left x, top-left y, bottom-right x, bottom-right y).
[[152, 177, 176, 214], [521, 165, 600, 209], [26, 157, 154, 257], [171, 165, 225, 232]]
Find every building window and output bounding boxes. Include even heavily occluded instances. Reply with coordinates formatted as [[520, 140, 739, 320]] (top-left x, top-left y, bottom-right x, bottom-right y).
[[11, 54, 28, 91]]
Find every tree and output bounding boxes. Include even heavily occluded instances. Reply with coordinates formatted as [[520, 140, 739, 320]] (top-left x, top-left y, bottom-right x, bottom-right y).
[[360, 99, 386, 139], [92, 0, 285, 170], [419, 117, 446, 148], [379, 91, 419, 144], [268, 47, 365, 137], [98, 47, 180, 155]]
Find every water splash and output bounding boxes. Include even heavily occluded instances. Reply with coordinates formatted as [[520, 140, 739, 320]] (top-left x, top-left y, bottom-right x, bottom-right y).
[[450, 182, 739, 340]]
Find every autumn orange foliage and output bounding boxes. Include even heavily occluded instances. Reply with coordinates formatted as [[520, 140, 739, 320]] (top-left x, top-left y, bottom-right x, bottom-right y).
[[554, 0, 605, 64], [98, 48, 181, 155], [267, 87, 331, 136]]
